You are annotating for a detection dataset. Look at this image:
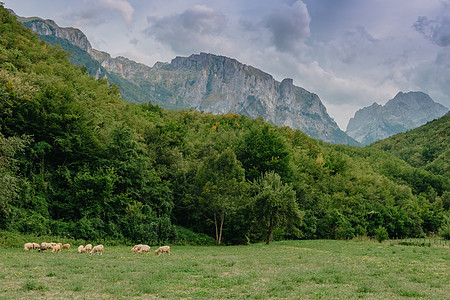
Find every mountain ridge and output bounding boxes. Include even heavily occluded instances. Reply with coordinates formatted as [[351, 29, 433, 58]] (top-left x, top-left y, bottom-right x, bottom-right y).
[[346, 91, 448, 145], [17, 13, 359, 145]]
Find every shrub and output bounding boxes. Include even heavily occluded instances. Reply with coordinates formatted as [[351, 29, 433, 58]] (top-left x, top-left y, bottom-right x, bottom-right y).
[[375, 226, 389, 243], [174, 226, 216, 245], [438, 215, 450, 240], [13, 210, 50, 235], [335, 220, 355, 240]]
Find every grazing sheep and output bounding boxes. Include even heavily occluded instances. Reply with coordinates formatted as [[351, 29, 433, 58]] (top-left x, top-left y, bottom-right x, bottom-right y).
[[131, 244, 143, 253], [32, 243, 40, 249], [89, 244, 104, 256], [77, 245, 85, 253], [39, 242, 53, 252], [84, 244, 92, 252], [51, 243, 61, 253], [154, 246, 170, 255], [138, 245, 151, 254], [62, 244, 70, 250], [23, 243, 34, 251]]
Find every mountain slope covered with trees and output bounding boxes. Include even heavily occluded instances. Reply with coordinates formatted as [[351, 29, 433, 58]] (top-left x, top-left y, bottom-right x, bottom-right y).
[[371, 113, 449, 175], [0, 5, 448, 245]]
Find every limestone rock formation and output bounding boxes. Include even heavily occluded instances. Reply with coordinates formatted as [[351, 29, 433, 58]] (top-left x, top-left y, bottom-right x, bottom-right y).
[[346, 92, 448, 145]]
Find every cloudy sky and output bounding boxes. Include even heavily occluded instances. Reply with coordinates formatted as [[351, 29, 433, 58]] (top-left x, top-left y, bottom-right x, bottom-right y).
[[4, 0, 450, 129]]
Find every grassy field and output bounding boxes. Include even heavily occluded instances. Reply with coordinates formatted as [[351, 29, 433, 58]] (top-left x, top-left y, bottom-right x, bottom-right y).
[[0, 240, 449, 299]]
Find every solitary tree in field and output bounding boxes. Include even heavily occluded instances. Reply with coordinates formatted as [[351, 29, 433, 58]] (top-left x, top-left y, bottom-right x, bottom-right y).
[[252, 171, 303, 244]]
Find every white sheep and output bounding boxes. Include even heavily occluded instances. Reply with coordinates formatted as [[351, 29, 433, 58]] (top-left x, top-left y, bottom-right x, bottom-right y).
[[84, 244, 92, 252], [77, 245, 85, 253], [38, 242, 53, 252], [131, 244, 143, 253], [23, 243, 34, 251], [89, 244, 104, 256], [62, 244, 71, 250], [51, 243, 62, 253], [138, 245, 151, 254], [154, 246, 170, 255], [32, 243, 40, 249]]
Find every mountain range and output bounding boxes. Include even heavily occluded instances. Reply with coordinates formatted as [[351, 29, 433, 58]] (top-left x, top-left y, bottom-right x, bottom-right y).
[[15, 12, 448, 146], [346, 92, 448, 145], [16, 14, 359, 145]]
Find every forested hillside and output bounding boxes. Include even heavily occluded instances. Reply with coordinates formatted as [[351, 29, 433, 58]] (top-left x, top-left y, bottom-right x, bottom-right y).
[[0, 5, 448, 245], [370, 113, 449, 175], [36, 35, 165, 108]]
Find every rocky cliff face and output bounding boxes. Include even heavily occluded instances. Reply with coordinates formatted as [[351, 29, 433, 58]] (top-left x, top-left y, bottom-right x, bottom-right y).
[[20, 17, 92, 53], [147, 53, 355, 144], [346, 92, 448, 145], [18, 15, 358, 145]]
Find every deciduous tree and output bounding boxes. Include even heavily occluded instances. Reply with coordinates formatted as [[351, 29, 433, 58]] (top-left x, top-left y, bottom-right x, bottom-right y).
[[251, 171, 303, 244]]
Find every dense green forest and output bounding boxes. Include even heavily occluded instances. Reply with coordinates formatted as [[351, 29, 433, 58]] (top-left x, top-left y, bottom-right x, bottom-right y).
[[1, 5, 449, 245], [35, 34, 166, 107], [371, 113, 449, 176]]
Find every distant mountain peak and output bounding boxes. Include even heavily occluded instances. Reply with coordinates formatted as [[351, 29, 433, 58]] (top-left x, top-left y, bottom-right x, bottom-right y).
[[346, 91, 448, 145]]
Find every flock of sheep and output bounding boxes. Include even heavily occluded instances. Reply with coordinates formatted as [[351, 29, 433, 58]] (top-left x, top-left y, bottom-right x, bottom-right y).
[[131, 244, 170, 255], [77, 244, 104, 255], [23, 242, 170, 256]]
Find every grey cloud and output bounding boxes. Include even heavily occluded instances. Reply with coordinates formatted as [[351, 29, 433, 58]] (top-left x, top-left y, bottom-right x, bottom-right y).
[[338, 26, 377, 65], [238, 19, 259, 32], [145, 5, 228, 53], [322, 26, 378, 66], [262, 0, 310, 54], [130, 38, 138, 45], [436, 52, 450, 67], [409, 51, 450, 109], [413, 6, 450, 47], [66, 8, 106, 26]]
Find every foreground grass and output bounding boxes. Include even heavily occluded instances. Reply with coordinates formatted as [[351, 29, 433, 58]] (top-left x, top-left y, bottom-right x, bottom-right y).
[[0, 240, 448, 299]]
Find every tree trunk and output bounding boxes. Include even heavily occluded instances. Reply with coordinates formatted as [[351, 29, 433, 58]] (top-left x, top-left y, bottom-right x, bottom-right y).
[[266, 218, 273, 245], [214, 212, 220, 245], [218, 210, 225, 245], [266, 231, 272, 245]]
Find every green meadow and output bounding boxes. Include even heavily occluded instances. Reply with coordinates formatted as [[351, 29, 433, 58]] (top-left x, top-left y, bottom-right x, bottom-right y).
[[0, 240, 449, 299]]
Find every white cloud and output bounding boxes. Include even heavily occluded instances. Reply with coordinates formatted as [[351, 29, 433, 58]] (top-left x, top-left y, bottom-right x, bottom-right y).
[[99, 0, 134, 25], [62, 0, 134, 27]]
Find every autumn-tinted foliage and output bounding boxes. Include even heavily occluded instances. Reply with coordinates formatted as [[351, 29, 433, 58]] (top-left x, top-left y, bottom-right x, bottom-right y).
[[0, 5, 448, 244]]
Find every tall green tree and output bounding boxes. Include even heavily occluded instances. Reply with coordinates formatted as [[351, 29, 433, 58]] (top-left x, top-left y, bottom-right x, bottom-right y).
[[196, 148, 245, 244], [237, 123, 291, 182], [251, 171, 303, 244], [0, 132, 31, 229]]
